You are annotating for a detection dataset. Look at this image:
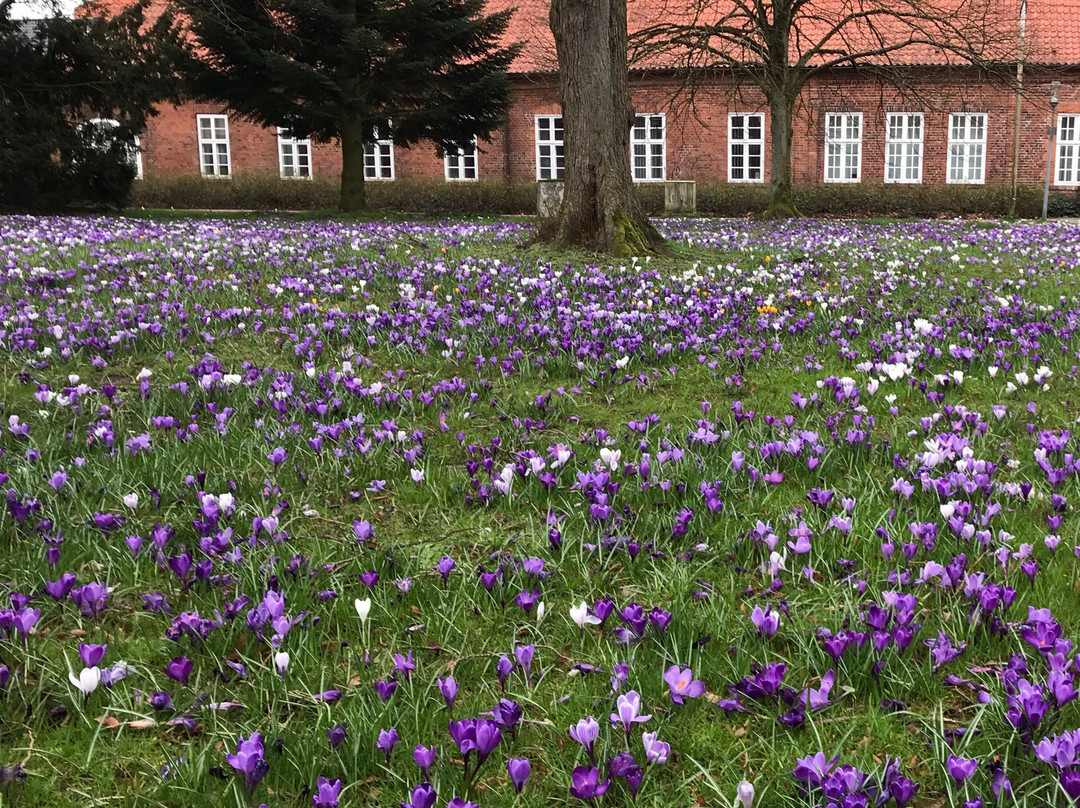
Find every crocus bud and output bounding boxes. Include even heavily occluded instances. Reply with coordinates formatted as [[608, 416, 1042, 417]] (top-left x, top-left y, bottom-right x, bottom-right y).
[[736, 781, 755, 808], [355, 598, 371, 623], [273, 651, 290, 678]]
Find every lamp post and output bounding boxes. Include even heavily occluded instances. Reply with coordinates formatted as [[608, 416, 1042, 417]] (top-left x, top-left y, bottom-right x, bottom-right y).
[[1042, 80, 1061, 219]]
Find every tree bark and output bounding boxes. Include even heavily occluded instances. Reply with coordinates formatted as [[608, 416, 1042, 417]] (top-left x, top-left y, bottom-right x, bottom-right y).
[[764, 87, 799, 218], [339, 116, 367, 212], [547, 0, 664, 256]]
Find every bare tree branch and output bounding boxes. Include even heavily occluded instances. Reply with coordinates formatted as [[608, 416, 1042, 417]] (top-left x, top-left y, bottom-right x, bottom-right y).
[[628, 0, 1026, 215]]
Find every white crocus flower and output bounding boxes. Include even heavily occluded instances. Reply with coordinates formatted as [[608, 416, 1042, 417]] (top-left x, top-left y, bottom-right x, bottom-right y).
[[68, 666, 101, 698], [599, 447, 621, 471], [273, 651, 290, 677], [570, 602, 601, 629], [736, 781, 755, 808], [355, 598, 372, 624]]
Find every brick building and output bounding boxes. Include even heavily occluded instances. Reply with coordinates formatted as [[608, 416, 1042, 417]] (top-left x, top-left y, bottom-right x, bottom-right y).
[[110, 0, 1080, 192]]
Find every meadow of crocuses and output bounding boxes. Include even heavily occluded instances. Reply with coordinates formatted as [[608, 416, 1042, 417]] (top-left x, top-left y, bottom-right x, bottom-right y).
[[1, 214, 1080, 808]]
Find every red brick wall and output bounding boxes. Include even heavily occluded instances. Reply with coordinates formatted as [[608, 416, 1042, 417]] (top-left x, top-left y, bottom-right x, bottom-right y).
[[138, 68, 1080, 189]]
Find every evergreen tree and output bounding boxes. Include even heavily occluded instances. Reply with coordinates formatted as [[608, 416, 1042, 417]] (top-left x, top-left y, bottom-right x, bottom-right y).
[[175, 0, 521, 211], [0, 0, 183, 211]]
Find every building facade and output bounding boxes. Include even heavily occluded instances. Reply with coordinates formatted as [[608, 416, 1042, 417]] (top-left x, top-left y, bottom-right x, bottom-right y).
[[120, 0, 1080, 192]]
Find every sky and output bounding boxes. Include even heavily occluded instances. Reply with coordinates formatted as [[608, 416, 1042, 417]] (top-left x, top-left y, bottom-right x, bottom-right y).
[[8, 0, 81, 18]]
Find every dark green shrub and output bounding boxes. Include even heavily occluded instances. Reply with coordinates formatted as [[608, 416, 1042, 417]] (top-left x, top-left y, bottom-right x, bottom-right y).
[[129, 173, 340, 210], [129, 172, 1073, 219], [367, 179, 535, 215]]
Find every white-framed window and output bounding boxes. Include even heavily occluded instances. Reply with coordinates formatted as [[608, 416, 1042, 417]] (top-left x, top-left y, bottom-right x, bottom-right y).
[[132, 134, 143, 179], [1056, 114, 1080, 186], [365, 121, 394, 180], [197, 114, 230, 177], [947, 113, 986, 184], [885, 113, 923, 183], [536, 115, 564, 180], [824, 113, 861, 183], [277, 128, 312, 179], [82, 118, 142, 179], [632, 114, 666, 181], [728, 113, 764, 182], [445, 138, 478, 181]]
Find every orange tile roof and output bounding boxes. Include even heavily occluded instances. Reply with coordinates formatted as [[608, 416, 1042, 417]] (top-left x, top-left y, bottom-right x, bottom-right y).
[[79, 0, 1079, 75], [492, 0, 1078, 74]]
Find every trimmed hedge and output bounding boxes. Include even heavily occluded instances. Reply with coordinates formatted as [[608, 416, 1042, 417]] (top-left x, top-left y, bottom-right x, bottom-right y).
[[129, 171, 1080, 219], [130, 174, 535, 214]]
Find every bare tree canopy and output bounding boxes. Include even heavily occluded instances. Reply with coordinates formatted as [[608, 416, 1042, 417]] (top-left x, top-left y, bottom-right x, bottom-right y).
[[628, 0, 1026, 215]]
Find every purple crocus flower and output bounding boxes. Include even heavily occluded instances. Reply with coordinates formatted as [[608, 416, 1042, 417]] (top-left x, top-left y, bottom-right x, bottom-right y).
[[439, 675, 458, 710], [570, 716, 600, 762], [649, 607, 673, 633], [70, 582, 108, 619], [49, 470, 67, 492], [436, 556, 455, 584], [569, 765, 610, 802], [78, 643, 107, 668], [791, 752, 838, 788], [610, 690, 651, 741], [374, 678, 398, 702], [946, 755, 978, 784], [496, 655, 513, 689], [515, 644, 535, 686], [377, 727, 399, 762], [508, 757, 530, 793], [515, 589, 539, 612], [492, 698, 522, 735], [642, 731, 670, 764], [10, 607, 39, 643], [400, 782, 436, 808], [225, 733, 269, 796], [1062, 770, 1080, 801], [889, 777, 920, 807], [165, 656, 193, 686], [804, 669, 835, 711], [312, 776, 342, 808], [392, 651, 415, 680], [327, 724, 347, 749], [750, 605, 780, 638], [267, 447, 287, 467], [413, 745, 436, 778], [44, 573, 76, 600], [664, 665, 705, 705], [474, 719, 502, 765], [359, 570, 379, 588]]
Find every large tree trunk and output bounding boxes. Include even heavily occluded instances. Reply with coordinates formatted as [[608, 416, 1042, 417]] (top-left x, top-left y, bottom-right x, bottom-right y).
[[764, 88, 799, 219], [339, 116, 367, 212], [547, 0, 664, 256]]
